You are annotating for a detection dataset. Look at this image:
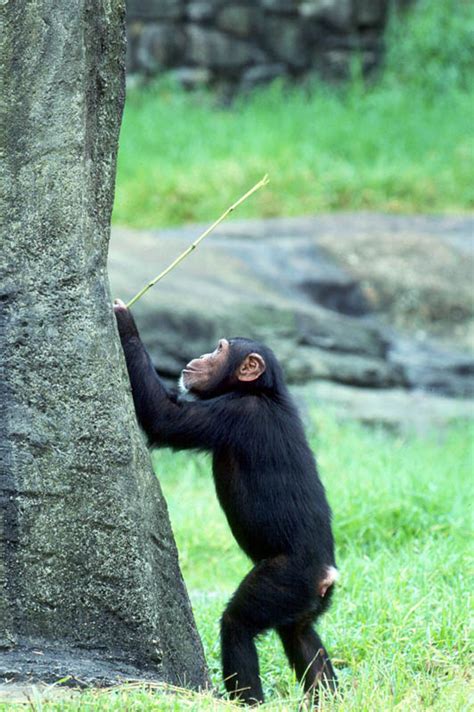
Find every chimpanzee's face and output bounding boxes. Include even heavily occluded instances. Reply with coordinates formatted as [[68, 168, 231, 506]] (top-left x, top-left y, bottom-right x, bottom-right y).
[[180, 338, 267, 398], [181, 338, 231, 394]]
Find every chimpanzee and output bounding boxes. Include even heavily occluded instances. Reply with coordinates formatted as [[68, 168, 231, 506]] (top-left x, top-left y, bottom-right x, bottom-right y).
[[114, 299, 338, 705]]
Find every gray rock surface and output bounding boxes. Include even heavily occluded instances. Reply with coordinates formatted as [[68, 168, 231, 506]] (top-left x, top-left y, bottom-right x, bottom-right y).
[[314, 214, 474, 348], [108, 214, 474, 409], [128, 0, 184, 20], [168, 66, 213, 89], [0, 0, 208, 689], [356, 0, 387, 26], [187, 1, 220, 22], [186, 25, 267, 68], [389, 339, 474, 399], [125, 0, 395, 86], [216, 6, 264, 38], [299, 0, 353, 31], [262, 0, 298, 11], [294, 382, 474, 433], [240, 63, 287, 89], [0, 681, 78, 704], [264, 17, 309, 68], [136, 23, 186, 72]]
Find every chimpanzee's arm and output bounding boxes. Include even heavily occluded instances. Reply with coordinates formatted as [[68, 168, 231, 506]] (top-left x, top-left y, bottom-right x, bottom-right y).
[[114, 303, 223, 451]]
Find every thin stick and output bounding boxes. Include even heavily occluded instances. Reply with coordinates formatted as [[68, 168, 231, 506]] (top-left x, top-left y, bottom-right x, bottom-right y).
[[126, 174, 270, 308]]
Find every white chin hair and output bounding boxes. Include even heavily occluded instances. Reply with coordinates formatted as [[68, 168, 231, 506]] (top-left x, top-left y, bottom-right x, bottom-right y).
[[178, 374, 189, 394], [178, 374, 197, 401]]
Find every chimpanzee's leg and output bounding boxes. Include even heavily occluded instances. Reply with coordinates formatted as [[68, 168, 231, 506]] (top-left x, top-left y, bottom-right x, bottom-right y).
[[277, 620, 337, 698], [221, 609, 263, 705], [221, 556, 317, 705]]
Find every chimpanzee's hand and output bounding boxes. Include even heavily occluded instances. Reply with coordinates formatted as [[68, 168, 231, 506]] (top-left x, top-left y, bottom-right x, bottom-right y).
[[113, 299, 139, 342]]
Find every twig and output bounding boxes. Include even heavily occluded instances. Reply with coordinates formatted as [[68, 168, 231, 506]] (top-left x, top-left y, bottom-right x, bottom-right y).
[[126, 174, 270, 308]]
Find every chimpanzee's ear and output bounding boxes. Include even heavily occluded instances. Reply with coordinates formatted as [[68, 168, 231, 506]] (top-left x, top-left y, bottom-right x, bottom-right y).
[[236, 353, 266, 382]]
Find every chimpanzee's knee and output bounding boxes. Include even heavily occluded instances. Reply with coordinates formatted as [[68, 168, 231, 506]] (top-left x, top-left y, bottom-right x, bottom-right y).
[[221, 608, 255, 644]]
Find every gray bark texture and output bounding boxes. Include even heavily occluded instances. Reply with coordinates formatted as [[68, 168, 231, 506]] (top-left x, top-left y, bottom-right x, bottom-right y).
[[0, 1, 209, 689]]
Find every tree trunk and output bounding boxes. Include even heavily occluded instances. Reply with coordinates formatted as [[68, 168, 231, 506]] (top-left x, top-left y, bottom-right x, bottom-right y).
[[0, 1, 209, 688]]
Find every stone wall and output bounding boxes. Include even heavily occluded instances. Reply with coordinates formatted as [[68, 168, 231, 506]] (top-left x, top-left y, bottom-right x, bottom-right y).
[[126, 0, 394, 89]]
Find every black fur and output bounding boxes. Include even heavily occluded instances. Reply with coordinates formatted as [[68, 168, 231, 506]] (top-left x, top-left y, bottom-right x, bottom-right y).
[[116, 310, 337, 704]]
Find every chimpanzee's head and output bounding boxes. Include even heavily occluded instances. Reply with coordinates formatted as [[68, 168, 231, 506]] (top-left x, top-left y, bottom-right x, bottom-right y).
[[180, 337, 285, 399]]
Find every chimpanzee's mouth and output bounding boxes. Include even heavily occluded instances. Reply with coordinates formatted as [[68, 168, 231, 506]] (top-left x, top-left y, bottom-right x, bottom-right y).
[[183, 365, 202, 374]]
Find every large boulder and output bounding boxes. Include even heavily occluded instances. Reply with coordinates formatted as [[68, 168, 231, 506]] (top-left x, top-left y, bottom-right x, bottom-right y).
[[295, 381, 474, 433], [314, 213, 474, 348], [109, 214, 474, 403]]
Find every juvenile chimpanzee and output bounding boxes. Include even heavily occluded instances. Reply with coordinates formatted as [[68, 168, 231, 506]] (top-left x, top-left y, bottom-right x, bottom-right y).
[[114, 299, 338, 705]]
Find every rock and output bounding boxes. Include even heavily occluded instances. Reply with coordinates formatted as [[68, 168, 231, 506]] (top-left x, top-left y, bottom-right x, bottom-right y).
[[389, 339, 474, 399], [299, 0, 353, 31], [264, 17, 309, 68], [298, 272, 369, 315], [125, 20, 144, 72], [240, 63, 287, 89], [186, 25, 267, 68], [284, 346, 404, 387], [262, 0, 296, 12], [128, 0, 184, 20], [355, 0, 388, 27], [314, 214, 474, 350], [124, 0, 395, 86], [315, 48, 378, 78], [313, 49, 352, 79], [0, 682, 77, 704], [294, 381, 474, 433], [295, 310, 386, 357], [186, 1, 218, 22], [108, 215, 474, 405], [109, 224, 390, 386], [136, 23, 185, 72], [217, 6, 264, 37], [168, 66, 213, 89]]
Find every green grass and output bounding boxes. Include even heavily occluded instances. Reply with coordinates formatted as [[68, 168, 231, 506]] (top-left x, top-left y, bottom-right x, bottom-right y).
[[113, 1, 474, 228], [19, 416, 473, 711]]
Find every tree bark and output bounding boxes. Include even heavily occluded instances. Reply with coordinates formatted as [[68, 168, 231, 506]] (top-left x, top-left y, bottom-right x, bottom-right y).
[[0, 1, 209, 688]]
